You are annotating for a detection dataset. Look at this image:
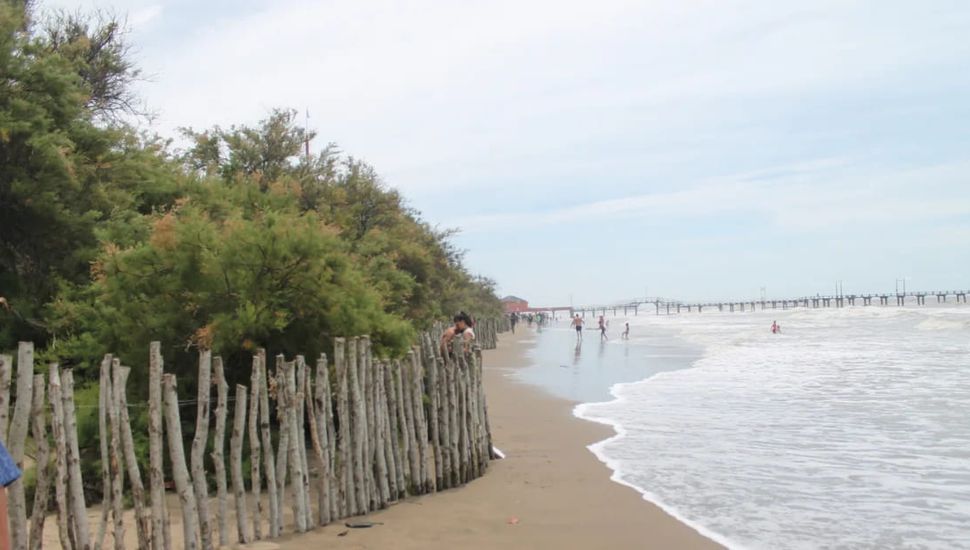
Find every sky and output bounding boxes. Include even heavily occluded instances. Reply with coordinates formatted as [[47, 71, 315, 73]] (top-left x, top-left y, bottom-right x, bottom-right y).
[[44, 0, 970, 306]]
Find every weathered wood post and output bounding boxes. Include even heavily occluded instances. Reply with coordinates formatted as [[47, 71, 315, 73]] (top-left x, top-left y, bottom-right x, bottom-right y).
[[0, 353, 11, 442], [389, 361, 407, 498], [8, 342, 34, 550], [274, 357, 289, 522], [410, 348, 431, 492], [373, 360, 391, 508], [334, 338, 352, 518], [108, 359, 127, 550], [423, 335, 442, 491], [310, 353, 333, 525], [96, 355, 113, 550], [229, 385, 250, 544], [47, 366, 72, 550], [116, 366, 150, 550], [61, 368, 91, 550], [348, 338, 368, 514], [285, 359, 308, 532], [28, 374, 51, 550], [211, 358, 230, 547], [359, 338, 376, 510], [295, 356, 313, 528], [247, 355, 263, 540], [189, 350, 214, 550], [399, 354, 419, 493], [148, 342, 170, 550], [162, 374, 199, 550], [258, 351, 280, 537]]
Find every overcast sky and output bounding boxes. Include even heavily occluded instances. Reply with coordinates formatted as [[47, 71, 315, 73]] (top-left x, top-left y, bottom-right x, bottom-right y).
[[45, 0, 970, 306]]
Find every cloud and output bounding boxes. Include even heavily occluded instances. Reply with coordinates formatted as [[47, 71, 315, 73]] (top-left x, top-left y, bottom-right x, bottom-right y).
[[129, 4, 161, 28]]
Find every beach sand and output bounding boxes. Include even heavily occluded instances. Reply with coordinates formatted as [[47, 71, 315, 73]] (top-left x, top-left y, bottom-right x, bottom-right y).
[[273, 328, 721, 550]]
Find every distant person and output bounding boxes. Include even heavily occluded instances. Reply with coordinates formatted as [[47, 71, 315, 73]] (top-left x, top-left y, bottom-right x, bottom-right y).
[[771, 321, 781, 334], [598, 315, 607, 341], [0, 439, 22, 550], [622, 322, 630, 339], [571, 314, 584, 341], [509, 312, 518, 334], [441, 311, 476, 354]]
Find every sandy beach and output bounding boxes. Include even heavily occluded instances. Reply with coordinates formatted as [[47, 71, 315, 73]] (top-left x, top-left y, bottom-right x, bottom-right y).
[[271, 328, 721, 550]]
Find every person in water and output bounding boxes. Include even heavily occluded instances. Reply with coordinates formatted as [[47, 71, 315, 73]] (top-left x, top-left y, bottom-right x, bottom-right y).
[[771, 321, 781, 334], [598, 315, 607, 341], [441, 311, 476, 354], [571, 314, 584, 341], [622, 322, 630, 339]]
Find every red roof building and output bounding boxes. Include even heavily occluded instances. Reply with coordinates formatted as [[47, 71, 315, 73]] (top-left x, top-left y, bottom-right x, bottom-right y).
[[501, 296, 529, 314]]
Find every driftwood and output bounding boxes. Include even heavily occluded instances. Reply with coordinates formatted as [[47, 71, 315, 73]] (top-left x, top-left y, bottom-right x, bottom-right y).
[[229, 385, 250, 544], [211, 358, 230, 547], [162, 374, 199, 550]]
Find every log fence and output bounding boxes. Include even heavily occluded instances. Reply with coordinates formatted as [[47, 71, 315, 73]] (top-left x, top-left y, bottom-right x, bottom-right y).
[[0, 325, 500, 549]]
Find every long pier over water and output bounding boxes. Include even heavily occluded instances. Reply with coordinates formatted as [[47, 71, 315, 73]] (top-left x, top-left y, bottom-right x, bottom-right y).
[[545, 289, 969, 318]]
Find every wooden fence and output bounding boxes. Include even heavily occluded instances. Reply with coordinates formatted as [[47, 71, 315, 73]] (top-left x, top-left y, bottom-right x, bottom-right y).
[[0, 330, 497, 549]]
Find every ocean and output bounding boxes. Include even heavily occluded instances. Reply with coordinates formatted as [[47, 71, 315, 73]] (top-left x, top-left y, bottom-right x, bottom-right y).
[[518, 306, 970, 549]]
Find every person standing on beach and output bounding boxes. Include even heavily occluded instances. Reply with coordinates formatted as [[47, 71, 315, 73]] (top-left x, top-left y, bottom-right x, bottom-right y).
[[571, 314, 584, 341], [598, 315, 607, 341], [622, 322, 630, 339], [441, 311, 476, 354], [509, 312, 518, 334], [0, 439, 22, 550], [771, 321, 781, 334]]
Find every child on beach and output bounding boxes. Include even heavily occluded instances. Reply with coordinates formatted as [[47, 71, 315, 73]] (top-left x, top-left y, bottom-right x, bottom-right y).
[[771, 321, 781, 334], [622, 322, 630, 339]]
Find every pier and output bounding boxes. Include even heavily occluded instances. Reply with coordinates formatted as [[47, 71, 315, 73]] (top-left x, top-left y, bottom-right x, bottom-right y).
[[551, 289, 969, 318]]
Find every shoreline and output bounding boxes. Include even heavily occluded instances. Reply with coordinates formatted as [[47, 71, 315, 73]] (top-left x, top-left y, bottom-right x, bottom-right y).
[[276, 327, 722, 549]]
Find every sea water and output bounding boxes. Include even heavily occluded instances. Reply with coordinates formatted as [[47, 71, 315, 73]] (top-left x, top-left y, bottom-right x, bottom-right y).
[[543, 306, 970, 549]]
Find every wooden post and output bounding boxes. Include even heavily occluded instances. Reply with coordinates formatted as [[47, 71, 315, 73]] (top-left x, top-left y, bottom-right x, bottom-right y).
[[162, 374, 199, 550], [388, 361, 407, 497], [107, 359, 127, 550], [398, 355, 417, 492], [423, 337, 442, 491], [295, 356, 313, 529], [62, 369, 91, 550], [359, 339, 375, 510], [48, 366, 72, 550], [334, 338, 352, 518], [229, 385, 250, 544], [247, 356, 263, 540], [96, 355, 113, 550], [347, 338, 368, 514], [148, 342, 170, 550], [410, 349, 430, 493], [274, 357, 289, 523], [190, 351, 213, 550], [0, 353, 11, 443], [257, 351, 280, 537], [28, 374, 51, 550], [372, 361, 391, 508], [116, 366, 150, 550], [211, 358, 230, 547], [310, 353, 332, 525], [7, 342, 34, 550], [284, 359, 308, 532]]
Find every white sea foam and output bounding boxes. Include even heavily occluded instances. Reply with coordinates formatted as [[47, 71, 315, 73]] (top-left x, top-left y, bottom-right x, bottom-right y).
[[575, 306, 970, 549]]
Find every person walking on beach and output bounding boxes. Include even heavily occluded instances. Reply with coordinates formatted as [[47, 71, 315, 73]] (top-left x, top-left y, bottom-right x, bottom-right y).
[[571, 314, 584, 341], [598, 315, 607, 341], [509, 312, 518, 334], [622, 322, 630, 340], [441, 311, 476, 355]]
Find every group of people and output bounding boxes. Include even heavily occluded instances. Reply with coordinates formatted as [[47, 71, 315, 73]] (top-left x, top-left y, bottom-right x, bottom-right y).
[[570, 314, 630, 341]]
